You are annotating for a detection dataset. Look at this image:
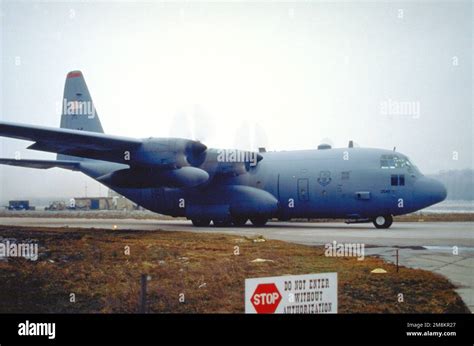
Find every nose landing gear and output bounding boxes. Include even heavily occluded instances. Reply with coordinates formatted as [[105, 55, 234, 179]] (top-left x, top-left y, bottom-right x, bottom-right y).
[[372, 215, 393, 229]]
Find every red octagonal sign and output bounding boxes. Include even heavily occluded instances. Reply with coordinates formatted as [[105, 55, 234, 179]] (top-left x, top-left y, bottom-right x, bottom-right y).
[[251, 283, 282, 313]]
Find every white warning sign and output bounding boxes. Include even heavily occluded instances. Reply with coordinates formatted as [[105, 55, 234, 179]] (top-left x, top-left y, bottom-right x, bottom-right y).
[[245, 272, 337, 314]]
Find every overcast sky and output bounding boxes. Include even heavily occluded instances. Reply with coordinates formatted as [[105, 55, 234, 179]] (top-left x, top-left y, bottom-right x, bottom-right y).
[[0, 0, 472, 202]]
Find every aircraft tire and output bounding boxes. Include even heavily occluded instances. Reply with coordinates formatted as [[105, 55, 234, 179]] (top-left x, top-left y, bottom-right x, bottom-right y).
[[231, 217, 248, 226], [213, 219, 232, 227], [250, 216, 268, 227], [191, 219, 211, 227], [372, 215, 393, 229]]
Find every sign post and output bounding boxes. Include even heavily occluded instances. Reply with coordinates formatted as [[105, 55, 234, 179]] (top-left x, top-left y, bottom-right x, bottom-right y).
[[245, 273, 337, 314]]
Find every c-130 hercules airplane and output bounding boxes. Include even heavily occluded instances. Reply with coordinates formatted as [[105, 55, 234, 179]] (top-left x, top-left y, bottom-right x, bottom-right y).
[[0, 71, 447, 228]]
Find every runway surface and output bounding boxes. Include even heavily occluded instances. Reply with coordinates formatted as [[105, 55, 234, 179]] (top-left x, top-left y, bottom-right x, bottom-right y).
[[1, 217, 473, 311]]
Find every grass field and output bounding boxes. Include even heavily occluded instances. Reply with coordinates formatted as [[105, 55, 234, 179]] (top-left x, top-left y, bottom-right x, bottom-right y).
[[0, 225, 469, 313]]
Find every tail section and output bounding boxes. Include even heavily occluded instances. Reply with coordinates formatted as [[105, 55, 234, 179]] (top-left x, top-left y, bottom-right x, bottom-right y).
[[58, 70, 103, 161]]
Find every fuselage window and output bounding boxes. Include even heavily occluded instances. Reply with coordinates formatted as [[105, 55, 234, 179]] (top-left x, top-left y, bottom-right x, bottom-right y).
[[399, 174, 405, 186], [391, 174, 405, 186], [391, 175, 398, 186], [341, 171, 350, 180]]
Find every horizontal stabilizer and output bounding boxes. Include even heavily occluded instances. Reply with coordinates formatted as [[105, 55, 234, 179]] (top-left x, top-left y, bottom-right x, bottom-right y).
[[0, 158, 80, 171]]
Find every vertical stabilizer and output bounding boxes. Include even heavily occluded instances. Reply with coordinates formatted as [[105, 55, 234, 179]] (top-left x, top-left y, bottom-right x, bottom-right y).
[[58, 71, 103, 160]]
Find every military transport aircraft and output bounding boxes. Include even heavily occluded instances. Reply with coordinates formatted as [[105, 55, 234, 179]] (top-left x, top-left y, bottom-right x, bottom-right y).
[[0, 71, 447, 228]]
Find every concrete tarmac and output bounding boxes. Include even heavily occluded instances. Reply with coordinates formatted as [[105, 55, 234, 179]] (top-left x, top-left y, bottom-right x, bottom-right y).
[[0, 217, 472, 311]]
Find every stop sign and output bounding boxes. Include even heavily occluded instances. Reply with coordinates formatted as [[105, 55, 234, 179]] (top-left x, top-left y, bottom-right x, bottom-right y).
[[250, 283, 282, 313]]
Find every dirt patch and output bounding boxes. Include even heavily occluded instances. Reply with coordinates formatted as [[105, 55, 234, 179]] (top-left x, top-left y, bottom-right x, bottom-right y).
[[394, 213, 474, 222], [0, 225, 469, 313], [0, 210, 176, 220]]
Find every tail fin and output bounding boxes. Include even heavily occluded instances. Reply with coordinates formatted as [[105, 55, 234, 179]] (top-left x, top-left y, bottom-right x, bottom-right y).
[[58, 70, 103, 160]]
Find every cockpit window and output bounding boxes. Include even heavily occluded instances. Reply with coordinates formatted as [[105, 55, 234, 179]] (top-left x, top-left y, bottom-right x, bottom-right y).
[[380, 154, 420, 174], [380, 155, 406, 169]]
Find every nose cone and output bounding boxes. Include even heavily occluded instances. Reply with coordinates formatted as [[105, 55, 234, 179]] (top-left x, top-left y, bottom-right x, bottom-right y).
[[436, 180, 448, 202], [413, 177, 447, 210]]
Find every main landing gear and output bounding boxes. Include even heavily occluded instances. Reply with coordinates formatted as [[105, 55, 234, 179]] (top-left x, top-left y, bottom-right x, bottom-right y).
[[372, 215, 393, 229], [191, 219, 211, 227], [249, 216, 268, 227], [190, 216, 269, 227]]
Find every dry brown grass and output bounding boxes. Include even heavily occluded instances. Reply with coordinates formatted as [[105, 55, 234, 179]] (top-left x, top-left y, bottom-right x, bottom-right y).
[[0, 210, 176, 220], [394, 213, 474, 222], [0, 225, 469, 313]]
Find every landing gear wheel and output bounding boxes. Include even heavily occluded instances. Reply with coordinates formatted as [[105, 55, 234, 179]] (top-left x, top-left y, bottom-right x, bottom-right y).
[[191, 219, 211, 227], [213, 219, 232, 227], [231, 217, 248, 226], [373, 215, 393, 229], [250, 216, 268, 227]]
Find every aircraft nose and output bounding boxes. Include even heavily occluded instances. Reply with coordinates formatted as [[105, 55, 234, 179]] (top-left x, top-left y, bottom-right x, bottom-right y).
[[436, 180, 448, 202], [414, 177, 447, 208]]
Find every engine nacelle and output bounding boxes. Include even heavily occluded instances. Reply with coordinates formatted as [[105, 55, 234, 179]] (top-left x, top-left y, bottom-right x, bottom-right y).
[[132, 138, 207, 168]]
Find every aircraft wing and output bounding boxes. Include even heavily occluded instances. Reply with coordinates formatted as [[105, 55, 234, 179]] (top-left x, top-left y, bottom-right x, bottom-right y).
[[0, 158, 80, 171], [0, 121, 142, 163], [0, 120, 209, 170]]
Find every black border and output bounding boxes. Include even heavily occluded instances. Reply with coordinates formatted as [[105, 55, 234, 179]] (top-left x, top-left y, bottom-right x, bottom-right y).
[[0, 313, 472, 345]]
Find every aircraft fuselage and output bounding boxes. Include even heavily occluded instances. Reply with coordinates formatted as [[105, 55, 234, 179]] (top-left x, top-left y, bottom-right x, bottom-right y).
[[79, 146, 447, 228]]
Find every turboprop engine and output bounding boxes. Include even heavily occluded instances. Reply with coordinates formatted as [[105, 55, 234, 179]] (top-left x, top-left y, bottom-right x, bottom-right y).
[[97, 138, 209, 188]]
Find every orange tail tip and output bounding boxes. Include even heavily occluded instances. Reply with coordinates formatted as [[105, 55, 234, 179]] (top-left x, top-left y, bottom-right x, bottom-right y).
[[67, 71, 83, 79]]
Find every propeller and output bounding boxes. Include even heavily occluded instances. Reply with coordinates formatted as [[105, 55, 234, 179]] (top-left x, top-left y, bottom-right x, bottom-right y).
[[169, 104, 215, 143], [232, 121, 269, 152]]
